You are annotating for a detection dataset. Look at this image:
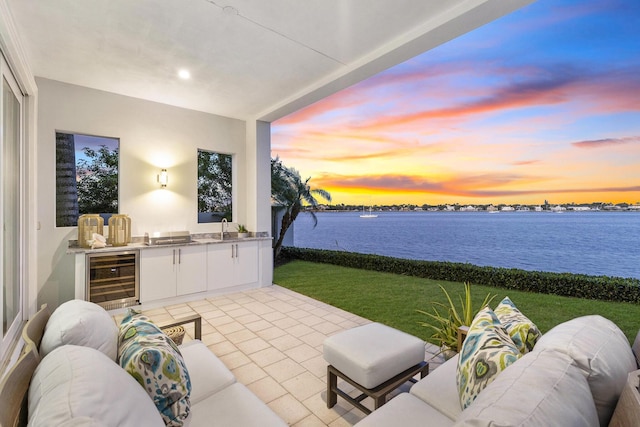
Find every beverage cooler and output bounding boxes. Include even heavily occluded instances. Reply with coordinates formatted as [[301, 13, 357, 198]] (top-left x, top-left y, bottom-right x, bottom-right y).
[[86, 250, 139, 310]]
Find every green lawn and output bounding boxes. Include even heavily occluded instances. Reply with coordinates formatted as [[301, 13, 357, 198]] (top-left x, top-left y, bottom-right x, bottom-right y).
[[274, 260, 640, 344]]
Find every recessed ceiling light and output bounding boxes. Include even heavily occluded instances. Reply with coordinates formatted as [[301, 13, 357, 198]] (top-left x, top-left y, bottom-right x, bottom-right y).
[[223, 6, 238, 15], [178, 69, 191, 80]]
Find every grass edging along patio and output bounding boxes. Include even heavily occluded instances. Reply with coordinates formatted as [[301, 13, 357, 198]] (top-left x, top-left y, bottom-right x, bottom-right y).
[[273, 259, 640, 345], [280, 247, 640, 303]]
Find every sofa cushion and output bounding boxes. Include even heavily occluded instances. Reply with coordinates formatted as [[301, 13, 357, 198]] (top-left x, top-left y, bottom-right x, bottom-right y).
[[494, 296, 541, 354], [55, 417, 108, 426], [28, 345, 163, 427], [410, 354, 461, 420], [455, 349, 599, 427], [118, 310, 191, 427], [323, 322, 425, 389], [179, 340, 236, 404], [40, 299, 118, 360], [190, 382, 287, 427], [353, 393, 455, 427], [632, 330, 640, 368], [457, 307, 521, 409], [533, 315, 636, 426]]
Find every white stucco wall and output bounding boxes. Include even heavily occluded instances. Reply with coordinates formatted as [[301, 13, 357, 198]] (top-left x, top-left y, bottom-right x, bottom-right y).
[[35, 78, 271, 308]]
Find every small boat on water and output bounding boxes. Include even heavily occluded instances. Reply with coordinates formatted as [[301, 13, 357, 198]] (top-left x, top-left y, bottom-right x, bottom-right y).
[[360, 206, 378, 218]]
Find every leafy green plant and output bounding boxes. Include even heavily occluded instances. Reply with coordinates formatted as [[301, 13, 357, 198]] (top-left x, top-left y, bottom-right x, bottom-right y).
[[237, 224, 248, 233], [417, 282, 496, 352]]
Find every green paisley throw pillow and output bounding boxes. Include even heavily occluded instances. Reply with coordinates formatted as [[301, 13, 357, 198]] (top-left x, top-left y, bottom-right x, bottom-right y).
[[457, 306, 521, 409], [495, 296, 541, 354], [118, 309, 191, 427]]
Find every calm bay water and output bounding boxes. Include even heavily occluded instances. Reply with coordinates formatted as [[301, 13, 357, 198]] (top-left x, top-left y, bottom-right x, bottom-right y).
[[293, 211, 640, 279]]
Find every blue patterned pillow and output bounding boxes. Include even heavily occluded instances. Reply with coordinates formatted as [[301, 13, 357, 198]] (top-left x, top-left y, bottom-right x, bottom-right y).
[[118, 310, 191, 426], [457, 306, 521, 409], [494, 296, 541, 354]]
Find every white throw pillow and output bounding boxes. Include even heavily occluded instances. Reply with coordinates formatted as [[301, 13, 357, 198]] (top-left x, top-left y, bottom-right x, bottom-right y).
[[456, 350, 599, 427], [533, 315, 636, 426], [28, 345, 163, 427], [40, 299, 118, 360]]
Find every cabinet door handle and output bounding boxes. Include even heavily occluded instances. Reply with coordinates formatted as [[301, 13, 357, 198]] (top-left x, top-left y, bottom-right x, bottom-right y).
[[173, 249, 176, 265], [178, 248, 181, 264], [235, 244, 239, 259]]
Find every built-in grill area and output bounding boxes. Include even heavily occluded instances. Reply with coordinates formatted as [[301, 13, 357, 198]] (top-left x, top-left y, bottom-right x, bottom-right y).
[[144, 230, 192, 246]]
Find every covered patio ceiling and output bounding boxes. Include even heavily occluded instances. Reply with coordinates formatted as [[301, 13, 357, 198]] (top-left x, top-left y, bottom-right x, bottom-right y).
[[6, 0, 534, 121]]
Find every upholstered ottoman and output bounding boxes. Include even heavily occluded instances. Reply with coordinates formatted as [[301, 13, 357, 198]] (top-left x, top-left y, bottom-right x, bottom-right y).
[[323, 322, 428, 414]]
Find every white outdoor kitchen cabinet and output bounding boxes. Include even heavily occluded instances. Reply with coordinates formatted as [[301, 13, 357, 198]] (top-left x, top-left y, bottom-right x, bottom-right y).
[[139, 245, 207, 302], [206, 241, 258, 291]]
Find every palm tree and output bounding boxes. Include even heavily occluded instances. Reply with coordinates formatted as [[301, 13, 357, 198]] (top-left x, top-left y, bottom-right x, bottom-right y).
[[271, 157, 331, 261]]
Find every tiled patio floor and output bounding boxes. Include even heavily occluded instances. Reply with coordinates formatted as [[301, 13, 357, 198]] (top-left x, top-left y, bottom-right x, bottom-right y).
[[116, 285, 444, 426]]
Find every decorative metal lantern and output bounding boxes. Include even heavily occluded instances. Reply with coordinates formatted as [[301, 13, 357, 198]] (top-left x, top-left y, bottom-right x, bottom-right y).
[[78, 214, 105, 248], [108, 214, 132, 246]]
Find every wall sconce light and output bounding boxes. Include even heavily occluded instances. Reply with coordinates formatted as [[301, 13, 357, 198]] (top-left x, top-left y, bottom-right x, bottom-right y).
[[157, 169, 168, 188]]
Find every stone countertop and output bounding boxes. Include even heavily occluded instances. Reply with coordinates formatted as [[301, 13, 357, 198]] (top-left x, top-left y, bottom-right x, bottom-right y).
[[67, 232, 272, 254]]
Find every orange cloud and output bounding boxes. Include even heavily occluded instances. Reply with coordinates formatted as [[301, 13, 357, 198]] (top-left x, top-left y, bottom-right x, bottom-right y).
[[353, 72, 578, 132], [312, 171, 640, 201]]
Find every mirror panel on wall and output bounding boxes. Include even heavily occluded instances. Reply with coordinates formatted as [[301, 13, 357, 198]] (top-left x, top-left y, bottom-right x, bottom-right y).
[[197, 149, 232, 223], [55, 132, 119, 227]]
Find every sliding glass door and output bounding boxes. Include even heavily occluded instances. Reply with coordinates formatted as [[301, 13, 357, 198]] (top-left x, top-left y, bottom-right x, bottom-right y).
[[0, 54, 23, 358]]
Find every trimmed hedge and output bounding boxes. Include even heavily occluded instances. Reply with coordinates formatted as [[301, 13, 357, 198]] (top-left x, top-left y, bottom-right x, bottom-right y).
[[280, 247, 640, 303]]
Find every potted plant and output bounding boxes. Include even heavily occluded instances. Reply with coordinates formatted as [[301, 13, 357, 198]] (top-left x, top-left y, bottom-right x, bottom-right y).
[[237, 224, 249, 238], [417, 282, 495, 359]]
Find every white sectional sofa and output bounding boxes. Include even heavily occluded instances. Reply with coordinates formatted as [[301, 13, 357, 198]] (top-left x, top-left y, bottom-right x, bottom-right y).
[[3, 301, 286, 427], [355, 315, 640, 427], [177, 339, 286, 426]]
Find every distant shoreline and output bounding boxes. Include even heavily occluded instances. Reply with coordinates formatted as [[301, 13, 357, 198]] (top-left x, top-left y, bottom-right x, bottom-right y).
[[308, 207, 640, 213]]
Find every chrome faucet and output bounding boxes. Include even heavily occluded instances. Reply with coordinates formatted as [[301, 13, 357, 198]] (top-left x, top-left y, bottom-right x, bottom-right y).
[[221, 218, 228, 240]]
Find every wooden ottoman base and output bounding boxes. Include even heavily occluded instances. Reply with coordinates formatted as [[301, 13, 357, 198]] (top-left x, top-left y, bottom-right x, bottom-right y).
[[327, 361, 429, 414]]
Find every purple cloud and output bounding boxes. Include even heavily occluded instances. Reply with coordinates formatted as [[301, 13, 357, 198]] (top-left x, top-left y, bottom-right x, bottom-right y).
[[572, 136, 640, 149]]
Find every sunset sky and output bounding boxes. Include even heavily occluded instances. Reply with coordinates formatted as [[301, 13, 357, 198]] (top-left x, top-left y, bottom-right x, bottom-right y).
[[271, 0, 640, 207]]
